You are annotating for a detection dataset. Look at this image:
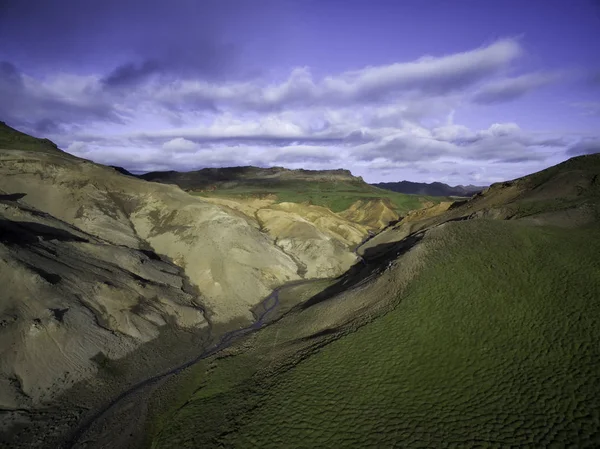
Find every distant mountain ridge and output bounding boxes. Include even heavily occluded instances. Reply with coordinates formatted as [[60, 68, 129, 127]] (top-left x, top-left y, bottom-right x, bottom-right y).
[[372, 180, 485, 197], [140, 166, 364, 190]]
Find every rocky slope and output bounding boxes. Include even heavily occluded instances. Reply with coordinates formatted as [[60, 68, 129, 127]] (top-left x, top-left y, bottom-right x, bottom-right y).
[[0, 147, 301, 323], [339, 198, 399, 229], [0, 194, 207, 409], [0, 123, 370, 419]]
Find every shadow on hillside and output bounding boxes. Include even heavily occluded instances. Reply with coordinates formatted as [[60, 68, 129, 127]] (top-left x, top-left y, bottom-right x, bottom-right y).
[[0, 219, 89, 245], [300, 232, 425, 311], [0, 193, 27, 201]]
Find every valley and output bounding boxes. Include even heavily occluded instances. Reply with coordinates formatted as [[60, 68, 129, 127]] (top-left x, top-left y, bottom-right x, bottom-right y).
[[0, 122, 599, 449]]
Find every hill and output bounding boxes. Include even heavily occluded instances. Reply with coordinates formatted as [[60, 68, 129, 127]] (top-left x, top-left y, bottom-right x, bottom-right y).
[[140, 166, 365, 189], [372, 179, 485, 197], [0, 123, 394, 447], [145, 154, 600, 449], [141, 166, 446, 225], [0, 121, 69, 155], [2, 119, 599, 448]]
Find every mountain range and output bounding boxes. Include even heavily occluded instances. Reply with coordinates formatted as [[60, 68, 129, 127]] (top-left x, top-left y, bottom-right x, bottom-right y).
[[372, 180, 485, 197]]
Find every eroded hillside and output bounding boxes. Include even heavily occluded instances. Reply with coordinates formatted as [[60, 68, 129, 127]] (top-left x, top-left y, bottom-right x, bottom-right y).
[[0, 195, 207, 409], [0, 123, 437, 448]]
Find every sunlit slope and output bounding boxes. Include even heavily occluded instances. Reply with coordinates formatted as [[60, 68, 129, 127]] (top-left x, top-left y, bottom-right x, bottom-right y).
[[229, 221, 600, 448], [0, 193, 209, 410], [142, 165, 444, 222], [360, 153, 600, 257], [0, 125, 304, 323]]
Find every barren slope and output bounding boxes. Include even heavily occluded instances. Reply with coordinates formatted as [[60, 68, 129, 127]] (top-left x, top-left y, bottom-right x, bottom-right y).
[[0, 148, 302, 323], [0, 194, 207, 410]]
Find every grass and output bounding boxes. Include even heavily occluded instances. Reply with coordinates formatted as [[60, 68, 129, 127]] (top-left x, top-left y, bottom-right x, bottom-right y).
[[192, 180, 443, 214], [0, 121, 61, 153], [150, 220, 600, 448]]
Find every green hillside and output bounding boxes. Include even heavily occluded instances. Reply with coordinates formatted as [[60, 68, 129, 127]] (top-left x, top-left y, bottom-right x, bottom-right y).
[[150, 219, 600, 448], [193, 180, 442, 213], [0, 121, 63, 153], [146, 155, 600, 448]]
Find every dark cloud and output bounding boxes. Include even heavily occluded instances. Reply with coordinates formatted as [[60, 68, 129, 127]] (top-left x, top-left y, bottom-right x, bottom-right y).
[[0, 61, 22, 86], [0, 61, 24, 105], [472, 73, 558, 105], [566, 139, 600, 156], [501, 156, 539, 163], [355, 136, 450, 163], [343, 130, 376, 143], [33, 118, 62, 134], [273, 148, 339, 164], [132, 134, 346, 148], [102, 60, 161, 87], [0, 0, 252, 82], [0, 60, 124, 135]]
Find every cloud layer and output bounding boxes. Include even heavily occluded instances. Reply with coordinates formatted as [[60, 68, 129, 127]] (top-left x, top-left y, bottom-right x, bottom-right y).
[[0, 37, 595, 184]]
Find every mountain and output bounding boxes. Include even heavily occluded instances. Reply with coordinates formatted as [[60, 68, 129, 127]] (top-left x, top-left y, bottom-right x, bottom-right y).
[[146, 154, 600, 449], [0, 123, 378, 447], [140, 166, 365, 190], [0, 121, 66, 154], [140, 165, 446, 227], [2, 120, 599, 449], [372, 180, 485, 197], [0, 123, 437, 448]]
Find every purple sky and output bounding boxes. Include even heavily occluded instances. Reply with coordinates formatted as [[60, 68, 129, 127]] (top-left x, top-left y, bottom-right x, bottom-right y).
[[1, 0, 599, 184]]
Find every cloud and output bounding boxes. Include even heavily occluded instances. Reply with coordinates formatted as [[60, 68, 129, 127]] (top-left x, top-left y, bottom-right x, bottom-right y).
[[0, 61, 125, 134], [352, 122, 565, 166], [0, 36, 593, 184], [162, 137, 198, 153], [0, 39, 527, 138], [566, 138, 600, 156], [272, 145, 341, 164], [103, 60, 161, 88], [0, 0, 248, 80], [66, 141, 89, 154], [155, 39, 522, 110], [471, 72, 560, 104]]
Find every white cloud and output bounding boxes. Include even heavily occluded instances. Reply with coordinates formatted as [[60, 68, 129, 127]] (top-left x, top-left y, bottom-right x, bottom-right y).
[[2, 37, 593, 183], [162, 137, 198, 152], [66, 141, 89, 154], [152, 39, 522, 110]]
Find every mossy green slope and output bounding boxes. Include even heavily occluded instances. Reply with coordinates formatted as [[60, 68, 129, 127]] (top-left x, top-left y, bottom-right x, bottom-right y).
[[154, 220, 600, 448], [0, 121, 64, 153]]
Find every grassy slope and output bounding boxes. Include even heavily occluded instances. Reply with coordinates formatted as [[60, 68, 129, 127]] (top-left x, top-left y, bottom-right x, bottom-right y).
[[505, 154, 600, 220], [193, 180, 442, 214], [0, 121, 63, 153], [152, 220, 600, 448]]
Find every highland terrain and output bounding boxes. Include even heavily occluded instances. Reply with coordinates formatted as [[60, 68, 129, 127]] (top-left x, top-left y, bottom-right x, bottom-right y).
[[0, 122, 599, 449]]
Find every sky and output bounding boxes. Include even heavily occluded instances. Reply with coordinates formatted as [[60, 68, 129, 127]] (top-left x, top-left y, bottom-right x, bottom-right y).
[[1, 0, 599, 184]]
